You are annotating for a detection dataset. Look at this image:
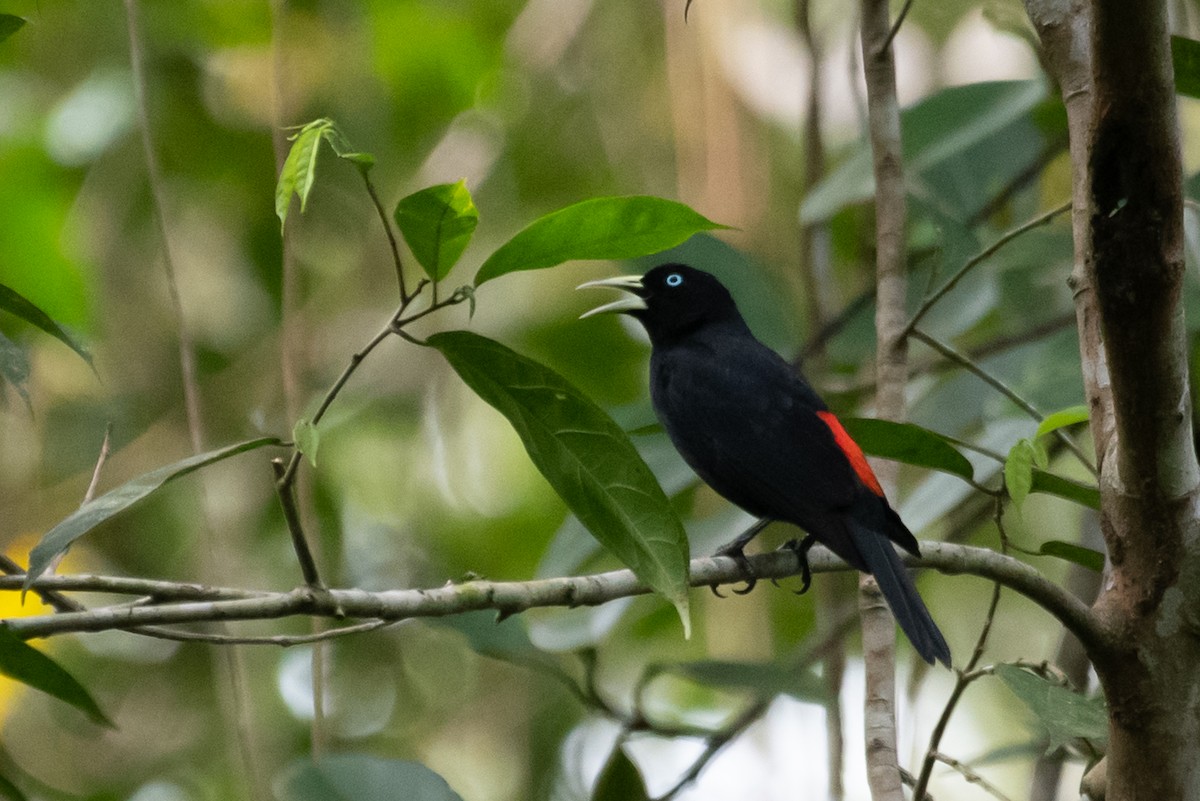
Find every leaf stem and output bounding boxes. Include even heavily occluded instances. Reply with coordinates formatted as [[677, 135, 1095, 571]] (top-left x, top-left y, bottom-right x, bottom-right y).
[[273, 281, 467, 580], [901, 201, 1072, 340], [363, 176, 410, 303], [911, 327, 1098, 477]]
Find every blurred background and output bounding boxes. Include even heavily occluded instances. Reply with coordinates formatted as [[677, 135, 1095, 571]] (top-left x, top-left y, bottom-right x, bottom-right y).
[[3, 0, 1199, 799]]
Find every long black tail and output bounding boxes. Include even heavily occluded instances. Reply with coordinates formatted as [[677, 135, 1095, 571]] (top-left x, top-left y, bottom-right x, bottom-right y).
[[850, 521, 951, 667]]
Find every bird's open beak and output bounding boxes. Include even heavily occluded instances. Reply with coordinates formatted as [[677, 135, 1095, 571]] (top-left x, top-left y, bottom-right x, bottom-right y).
[[577, 275, 648, 319]]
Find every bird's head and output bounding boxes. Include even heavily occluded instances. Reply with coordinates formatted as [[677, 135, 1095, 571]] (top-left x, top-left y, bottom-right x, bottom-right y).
[[578, 263, 743, 346]]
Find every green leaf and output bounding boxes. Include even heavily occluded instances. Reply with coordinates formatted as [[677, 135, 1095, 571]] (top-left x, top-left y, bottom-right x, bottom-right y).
[[838, 418, 974, 480], [323, 125, 376, 175], [276, 755, 463, 801], [275, 119, 374, 228], [660, 660, 826, 702], [1029, 469, 1100, 509], [1005, 438, 1035, 509], [0, 14, 25, 44], [293, 419, 319, 468], [994, 663, 1108, 751], [26, 437, 282, 587], [0, 770, 26, 801], [276, 119, 334, 231], [1031, 439, 1050, 469], [0, 331, 31, 411], [394, 181, 480, 282], [1173, 36, 1200, 99], [1038, 540, 1104, 572], [0, 626, 113, 728], [592, 746, 649, 801], [802, 81, 1047, 222], [1035, 404, 1090, 439], [428, 330, 691, 635], [0, 283, 93, 369], [473, 196, 728, 286]]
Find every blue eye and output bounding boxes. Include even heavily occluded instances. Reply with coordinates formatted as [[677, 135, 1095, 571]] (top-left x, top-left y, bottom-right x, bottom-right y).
[[665, 273, 683, 287]]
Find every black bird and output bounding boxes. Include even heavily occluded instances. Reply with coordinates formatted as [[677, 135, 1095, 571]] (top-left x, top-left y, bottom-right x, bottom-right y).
[[581, 263, 951, 666]]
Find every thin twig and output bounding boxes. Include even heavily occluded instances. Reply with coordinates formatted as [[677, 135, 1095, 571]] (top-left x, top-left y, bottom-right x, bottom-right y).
[[277, 316, 397, 490], [0, 574, 267, 599], [965, 142, 1068, 227], [82, 423, 113, 504], [0, 556, 83, 613], [363, 177, 410, 303], [272, 459, 322, 587], [912, 498, 1007, 800], [843, 311, 1077, 400], [880, 0, 915, 54], [125, 6, 266, 790], [653, 608, 861, 801], [902, 201, 1072, 339], [124, 0, 205, 457], [135, 619, 394, 646], [933, 751, 1018, 801], [910, 327, 1098, 477]]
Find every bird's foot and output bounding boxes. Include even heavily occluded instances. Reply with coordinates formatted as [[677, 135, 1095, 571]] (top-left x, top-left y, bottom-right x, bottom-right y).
[[771, 536, 816, 595], [710, 541, 757, 596]]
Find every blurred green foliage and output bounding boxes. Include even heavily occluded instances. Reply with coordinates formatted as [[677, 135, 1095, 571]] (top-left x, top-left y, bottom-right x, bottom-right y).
[[4, 1, 1198, 800]]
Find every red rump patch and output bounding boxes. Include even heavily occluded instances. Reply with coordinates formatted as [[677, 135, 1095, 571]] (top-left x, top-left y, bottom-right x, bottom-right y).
[[816, 411, 885, 497]]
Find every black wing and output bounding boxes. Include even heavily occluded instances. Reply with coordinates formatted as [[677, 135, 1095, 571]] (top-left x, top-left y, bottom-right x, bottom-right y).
[[650, 332, 863, 552]]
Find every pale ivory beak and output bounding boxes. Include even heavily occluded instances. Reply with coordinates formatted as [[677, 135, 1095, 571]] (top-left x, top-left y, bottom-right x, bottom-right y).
[[577, 275, 648, 318]]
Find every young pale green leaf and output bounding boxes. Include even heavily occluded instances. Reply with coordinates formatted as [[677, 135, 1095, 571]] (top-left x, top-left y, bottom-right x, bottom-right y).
[[0, 331, 31, 411], [0, 626, 113, 728], [1031, 439, 1050, 469], [275, 119, 334, 231], [1038, 540, 1104, 572], [994, 663, 1108, 751], [1005, 438, 1036, 509], [1173, 36, 1200, 99], [322, 124, 375, 175], [1035, 404, 1090, 439], [838, 418, 974, 480], [0, 14, 25, 44], [473, 196, 728, 286], [0, 283, 94, 369], [293, 419, 319, 468], [428, 330, 691, 635], [661, 660, 826, 702], [592, 746, 650, 801], [1030, 469, 1100, 509], [394, 181, 480, 282], [26, 437, 282, 587], [276, 755, 463, 801]]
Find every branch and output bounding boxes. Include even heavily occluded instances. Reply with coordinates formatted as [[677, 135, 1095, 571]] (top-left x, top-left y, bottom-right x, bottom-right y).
[[1089, 0, 1199, 581], [652, 607, 860, 801], [901, 201, 1072, 339], [3, 544, 1104, 651], [932, 752, 1017, 801], [910, 328, 1097, 477], [1021, 0, 1112, 460], [860, 0, 909, 794], [914, 499, 1008, 801], [0, 574, 267, 600]]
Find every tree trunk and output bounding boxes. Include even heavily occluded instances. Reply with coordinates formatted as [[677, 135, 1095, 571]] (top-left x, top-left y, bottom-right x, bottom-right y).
[[1083, 0, 1200, 797]]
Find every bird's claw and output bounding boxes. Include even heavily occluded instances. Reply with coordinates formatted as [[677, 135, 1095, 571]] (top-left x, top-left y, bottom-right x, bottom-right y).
[[710, 542, 757, 596], [777, 537, 816, 595]]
